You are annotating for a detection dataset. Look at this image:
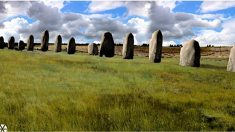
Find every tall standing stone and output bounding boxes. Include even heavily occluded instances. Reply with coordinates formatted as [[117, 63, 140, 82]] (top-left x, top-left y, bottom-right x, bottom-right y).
[[27, 35, 34, 51], [18, 40, 25, 50], [8, 36, 15, 49], [54, 35, 62, 52], [149, 30, 163, 63], [88, 43, 98, 55], [67, 37, 76, 54], [41, 30, 49, 51], [99, 32, 115, 57], [227, 45, 235, 72], [0, 36, 5, 49], [179, 39, 201, 67], [122, 33, 134, 59]]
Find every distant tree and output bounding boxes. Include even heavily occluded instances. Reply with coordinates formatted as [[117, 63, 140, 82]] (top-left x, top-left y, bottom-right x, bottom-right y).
[[141, 43, 149, 47]]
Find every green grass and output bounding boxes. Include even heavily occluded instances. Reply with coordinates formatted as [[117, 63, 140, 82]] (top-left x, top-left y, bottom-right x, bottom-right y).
[[0, 49, 235, 131]]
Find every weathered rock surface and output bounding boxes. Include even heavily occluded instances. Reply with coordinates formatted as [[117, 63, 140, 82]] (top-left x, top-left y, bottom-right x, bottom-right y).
[[55, 35, 62, 52], [179, 39, 201, 67], [0, 36, 5, 49], [41, 30, 49, 51], [8, 36, 15, 49], [149, 30, 163, 63], [67, 37, 76, 54], [88, 43, 98, 55], [99, 32, 115, 57], [227, 45, 235, 72], [18, 40, 25, 50], [122, 33, 134, 59], [27, 35, 34, 51]]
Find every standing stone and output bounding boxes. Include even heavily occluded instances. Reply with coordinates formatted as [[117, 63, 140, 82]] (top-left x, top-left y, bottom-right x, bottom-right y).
[[227, 45, 235, 72], [67, 37, 76, 54], [149, 30, 163, 63], [8, 36, 15, 49], [122, 33, 134, 59], [18, 40, 25, 50], [0, 36, 5, 49], [54, 35, 62, 52], [88, 43, 98, 55], [179, 39, 201, 67], [41, 30, 49, 51], [99, 32, 115, 57], [27, 35, 34, 51]]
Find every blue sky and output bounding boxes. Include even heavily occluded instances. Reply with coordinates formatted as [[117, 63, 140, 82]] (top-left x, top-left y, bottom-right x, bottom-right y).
[[0, 1, 235, 46]]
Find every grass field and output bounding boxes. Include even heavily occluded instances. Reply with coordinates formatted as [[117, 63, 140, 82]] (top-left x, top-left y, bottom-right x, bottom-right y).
[[0, 49, 235, 131]]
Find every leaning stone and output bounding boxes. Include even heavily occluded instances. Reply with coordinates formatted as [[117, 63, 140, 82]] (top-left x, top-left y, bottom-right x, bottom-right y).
[[227, 45, 235, 72], [18, 40, 25, 50], [122, 33, 134, 59], [179, 39, 201, 67], [8, 36, 15, 49], [41, 30, 49, 51], [149, 30, 163, 63], [0, 36, 5, 49], [27, 35, 34, 51], [67, 37, 76, 54], [88, 43, 98, 55], [99, 32, 115, 57], [54, 35, 62, 52]]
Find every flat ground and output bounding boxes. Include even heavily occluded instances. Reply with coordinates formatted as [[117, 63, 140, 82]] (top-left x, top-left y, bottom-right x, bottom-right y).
[[0, 48, 234, 131]]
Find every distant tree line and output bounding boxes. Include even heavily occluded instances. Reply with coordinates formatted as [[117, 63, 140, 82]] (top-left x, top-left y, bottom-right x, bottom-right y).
[[206, 45, 214, 47]]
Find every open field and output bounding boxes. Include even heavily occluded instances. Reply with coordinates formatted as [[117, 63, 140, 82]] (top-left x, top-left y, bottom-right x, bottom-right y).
[[0, 49, 235, 130], [37, 44, 232, 58]]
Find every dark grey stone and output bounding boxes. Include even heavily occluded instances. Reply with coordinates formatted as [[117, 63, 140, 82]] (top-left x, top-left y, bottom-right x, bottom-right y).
[[99, 32, 115, 57], [122, 33, 134, 59], [18, 40, 25, 50], [8, 36, 15, 49], [41, 30, 49, 51], [27, 35, 34, 51], [67, 37, 76, 54], [0, 36, 5, 49]]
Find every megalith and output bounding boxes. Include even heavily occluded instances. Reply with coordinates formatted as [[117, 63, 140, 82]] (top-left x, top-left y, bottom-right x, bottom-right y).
[[88, 43, 98, 55], [41, 30, 49, 51], [0, 36, 5, 49], [8, 36, 15, 49], [99, 32, 115, 57], [179, 39, 201, 67], [67, 37, 76, 54], [149, 30, 163, 63], [54, 35, 62, 52], [122, 33, 134, 59], [27, 35, 34, 51], [227, 45, 235, 72], [18, 40, 25, 50]]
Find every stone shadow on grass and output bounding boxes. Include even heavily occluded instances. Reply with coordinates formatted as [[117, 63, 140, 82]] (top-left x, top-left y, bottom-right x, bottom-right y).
[[201, 64, 226, 70]]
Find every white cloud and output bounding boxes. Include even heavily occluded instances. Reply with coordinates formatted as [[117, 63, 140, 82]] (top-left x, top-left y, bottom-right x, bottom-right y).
[[40, 0, 65, 9], [200, 1, 235, 13], [88, 1, 124, 13], [88, 1, 178, 17], [163, 40, 176, 46], [148, 2, 221, 42], [194, 18, 235, 46], [127, 17, 149, 44], [0, 1, 234, 46], [0, 17, 30, 42]]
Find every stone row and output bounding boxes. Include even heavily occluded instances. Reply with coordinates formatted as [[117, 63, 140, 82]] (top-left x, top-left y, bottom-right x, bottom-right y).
[[0, 30, 234, 72]]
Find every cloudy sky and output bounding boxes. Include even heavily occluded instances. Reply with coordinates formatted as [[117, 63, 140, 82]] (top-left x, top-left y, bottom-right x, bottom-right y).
[[0, 1, 235, 46]]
